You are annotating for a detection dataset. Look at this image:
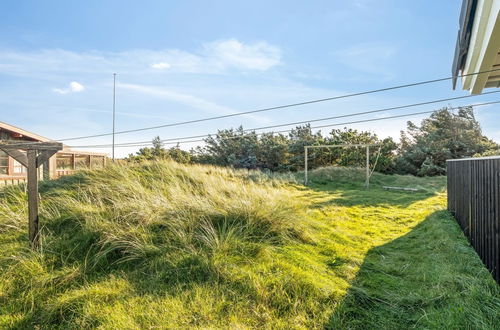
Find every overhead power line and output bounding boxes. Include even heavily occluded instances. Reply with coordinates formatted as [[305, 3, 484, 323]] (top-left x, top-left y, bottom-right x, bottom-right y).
[[56, 68, 500, 142], [69, 91, 500, 148], [69, 99, 500, 149]]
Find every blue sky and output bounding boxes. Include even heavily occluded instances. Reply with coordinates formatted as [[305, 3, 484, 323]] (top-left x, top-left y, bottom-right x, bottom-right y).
[[1, 0, 499, 157]]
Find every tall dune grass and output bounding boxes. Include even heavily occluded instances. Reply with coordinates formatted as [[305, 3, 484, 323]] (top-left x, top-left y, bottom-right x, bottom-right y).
[[2, 161, 305, 264], [0, 162, 497, 329], [0, 161, 317, 328]]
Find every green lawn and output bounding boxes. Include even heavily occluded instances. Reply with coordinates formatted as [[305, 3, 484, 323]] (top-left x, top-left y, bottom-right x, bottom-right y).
[[0, 162, 498, 329]]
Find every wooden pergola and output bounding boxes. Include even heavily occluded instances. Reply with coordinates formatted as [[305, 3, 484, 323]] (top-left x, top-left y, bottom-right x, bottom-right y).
[[0, 141, 63, 248]]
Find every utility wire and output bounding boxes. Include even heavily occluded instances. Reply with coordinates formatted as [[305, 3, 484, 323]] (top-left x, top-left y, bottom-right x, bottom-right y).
[[69, 99, 500, 149], [70, 91, 500, 148], [56, 68, 500, 142]]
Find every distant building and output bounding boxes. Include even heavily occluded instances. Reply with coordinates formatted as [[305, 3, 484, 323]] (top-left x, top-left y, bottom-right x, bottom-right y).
[[0, 121, 106, 185], [452, 0, 500, 94]]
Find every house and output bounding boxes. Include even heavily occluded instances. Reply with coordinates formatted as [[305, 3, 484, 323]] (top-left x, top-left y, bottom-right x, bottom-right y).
[[0, 121, 107, 185], [452, 0, 500, 94]]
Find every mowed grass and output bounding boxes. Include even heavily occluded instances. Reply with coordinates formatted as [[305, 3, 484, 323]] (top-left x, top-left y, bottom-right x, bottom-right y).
[[0, 161, 498, 329]]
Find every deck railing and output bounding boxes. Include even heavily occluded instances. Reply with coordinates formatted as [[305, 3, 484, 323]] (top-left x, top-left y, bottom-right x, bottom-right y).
[[1, 169, 78, 186], [55, 169, 76, 178], [447, 156, 500, 283], [0, 176, 27, 186]]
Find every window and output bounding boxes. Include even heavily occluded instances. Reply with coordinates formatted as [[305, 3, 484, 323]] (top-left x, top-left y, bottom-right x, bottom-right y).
[[56, 154, 73, 169], [75, 155, 89, 169], [13, 159, 26, 174], [0, 151, 8, 175]]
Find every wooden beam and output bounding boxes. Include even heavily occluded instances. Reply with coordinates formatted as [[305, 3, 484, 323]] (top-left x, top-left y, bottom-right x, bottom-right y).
[[27, 150, 39, 249], [0, 145, 61, 151], [0, 148, 28, 167], [0, 141, 63, 151], [36, 150, 58, 168]]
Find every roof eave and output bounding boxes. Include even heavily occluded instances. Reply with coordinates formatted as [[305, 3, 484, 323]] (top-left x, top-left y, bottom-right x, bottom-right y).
[[452, 0, 478, 89]]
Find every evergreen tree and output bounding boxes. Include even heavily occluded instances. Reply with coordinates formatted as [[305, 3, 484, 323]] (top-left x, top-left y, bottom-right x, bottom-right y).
[[396, 106, 499, 175]]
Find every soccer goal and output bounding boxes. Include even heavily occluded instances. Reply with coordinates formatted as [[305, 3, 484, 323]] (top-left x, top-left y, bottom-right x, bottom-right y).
[[304, 143, 379, 188]]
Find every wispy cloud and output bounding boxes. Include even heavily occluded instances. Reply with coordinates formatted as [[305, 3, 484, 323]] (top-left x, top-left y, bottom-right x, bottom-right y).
[[151, 62, 171, 70], [53, 81, 85, 94], [118, 83, 270, 123], [203, 39, 281, 71], [0, 39, 282, 78]]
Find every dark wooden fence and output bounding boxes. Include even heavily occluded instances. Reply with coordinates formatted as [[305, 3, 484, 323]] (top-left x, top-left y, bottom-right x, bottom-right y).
[[447, 157, 499, 283]]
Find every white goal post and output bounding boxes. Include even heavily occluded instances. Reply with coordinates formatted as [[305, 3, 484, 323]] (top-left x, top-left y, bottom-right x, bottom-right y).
[[304, 144, 379, 188]]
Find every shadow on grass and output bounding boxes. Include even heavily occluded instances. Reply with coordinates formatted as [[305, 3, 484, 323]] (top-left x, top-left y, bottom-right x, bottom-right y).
[[326, 210, 499, 329]]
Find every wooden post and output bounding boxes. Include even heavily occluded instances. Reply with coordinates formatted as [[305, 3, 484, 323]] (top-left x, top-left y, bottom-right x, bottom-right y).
[[0, 141, 62, 249], [365, 146, 370, 189], [304, 146, 308, 185], [27, 150, 39, 248]]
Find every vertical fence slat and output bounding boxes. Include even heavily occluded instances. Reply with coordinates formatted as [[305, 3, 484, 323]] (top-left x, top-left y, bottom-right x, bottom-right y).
[[447, 157, 500, 284]]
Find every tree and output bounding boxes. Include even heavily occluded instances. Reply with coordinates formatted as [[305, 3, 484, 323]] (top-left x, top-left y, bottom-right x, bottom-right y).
[[196, 125, 398, 173], [128, 136, 167, 161], [326, 128, 379, 167], [166, 144, 191, 164], [127, 137, 191, 164], [152, 136, 167, 159], [201, 126, 260, 169], [125, 107, 498, 177], [287, 124, 324, 171], [305, 128, 397, 173], [396, 106, 499, 175], [257, 132, 290, 171]]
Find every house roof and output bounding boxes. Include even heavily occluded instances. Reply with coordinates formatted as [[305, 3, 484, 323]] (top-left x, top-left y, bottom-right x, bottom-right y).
[[452, 0, 500, 94], [0, 121, 51, 142], [0, 121, 107, 156]]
